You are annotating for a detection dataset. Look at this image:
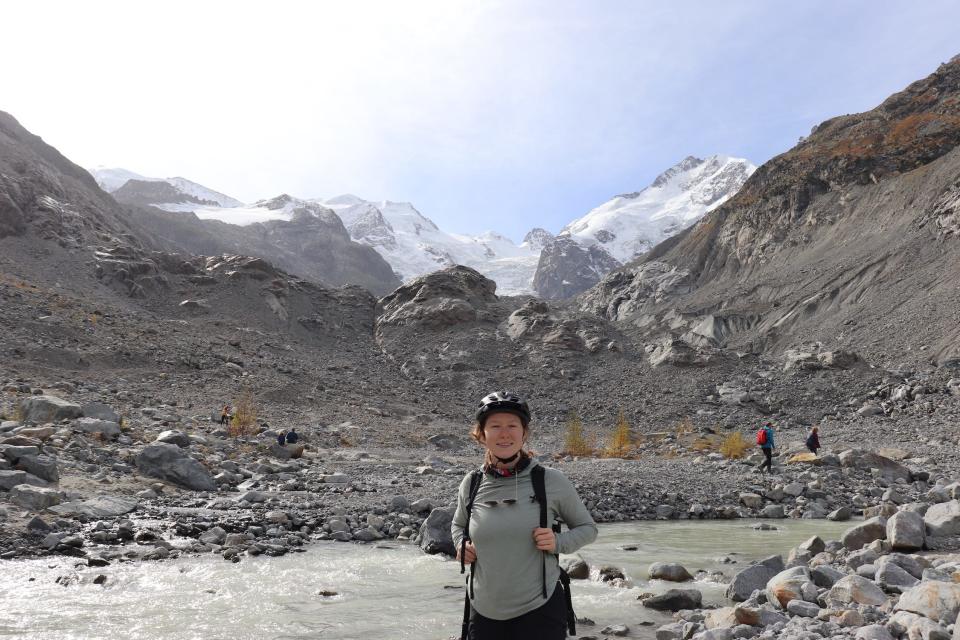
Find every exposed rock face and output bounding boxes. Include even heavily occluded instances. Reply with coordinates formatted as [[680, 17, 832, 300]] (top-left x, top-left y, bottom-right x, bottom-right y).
[[522, 227, 554, 250], [533, 236, 621, 299], [134, 443, 216, 491], [376, 266, 498, 331], [18, 396, 82, 424], [578, 58, 960, 363]]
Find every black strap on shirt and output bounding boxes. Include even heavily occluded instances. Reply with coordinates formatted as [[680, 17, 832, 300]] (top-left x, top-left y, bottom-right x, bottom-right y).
[[531, 465, 576, 636], [460, 470, 483, 640]]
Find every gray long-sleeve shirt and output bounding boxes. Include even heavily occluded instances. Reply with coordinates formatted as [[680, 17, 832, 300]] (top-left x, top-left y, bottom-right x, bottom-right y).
[[451, 460, 598, 620]]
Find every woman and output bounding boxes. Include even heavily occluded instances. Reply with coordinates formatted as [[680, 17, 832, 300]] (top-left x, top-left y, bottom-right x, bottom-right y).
[[451, 391, 597, 640], [806, 426, 821, 455]]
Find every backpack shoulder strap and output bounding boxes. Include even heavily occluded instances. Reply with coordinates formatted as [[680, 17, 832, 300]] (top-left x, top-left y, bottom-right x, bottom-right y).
[[531, 464, 547, 528], [460, 470, 484, 640]]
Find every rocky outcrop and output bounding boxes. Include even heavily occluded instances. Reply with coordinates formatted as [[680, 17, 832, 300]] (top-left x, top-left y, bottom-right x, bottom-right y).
[[134, 443, 216, 491], [376, 266, 498, 331], [532, 235, 621, 299]]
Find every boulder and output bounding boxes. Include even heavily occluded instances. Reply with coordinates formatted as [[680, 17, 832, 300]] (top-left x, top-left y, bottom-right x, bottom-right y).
[[18, 396, 82, 423], [786, 599, 820, 617], [726, 556, 784, 601], [875, 561, 919, 592], [798, 535, 826, 555], [641, 589, 702, 611], [842, 516, 887, 550], [649, 562, 694, 582], [894, 582, 960, 623], [134, 443, 216, 491], [418, 507, 455, 556], [74, 417, 121, 440], [9, 485, 64, 511], [811, 565, 845, 588], [14, 455, 59, 483], [924, 500, 960, 537], [765, 566, 810, 608], [0, 469, 28, 490], [560, 555, 590, 580], [739, 493, 762, 509], [838, 450, 910, 481], [887, 510, 926, 550], [81, 403, 120, 422], [828, 506, 853, 521], [14, 427, 56, 441], [47, 495, 138, 518], [854, 625, 895, 640], [828, 575, 888, 607], [155, 430, 191, 447]]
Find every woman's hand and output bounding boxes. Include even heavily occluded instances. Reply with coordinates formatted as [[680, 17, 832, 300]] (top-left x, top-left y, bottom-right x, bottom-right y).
[[457, 541, 477, 564], [533, 527, 556, 553]]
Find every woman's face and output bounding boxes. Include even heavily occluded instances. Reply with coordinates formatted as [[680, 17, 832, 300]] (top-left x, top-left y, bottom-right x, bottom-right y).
[[481, 412, 525, 460]]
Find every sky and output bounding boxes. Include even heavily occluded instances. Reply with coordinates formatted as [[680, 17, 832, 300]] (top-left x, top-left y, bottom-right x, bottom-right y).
[[2, 1, 959, 241]]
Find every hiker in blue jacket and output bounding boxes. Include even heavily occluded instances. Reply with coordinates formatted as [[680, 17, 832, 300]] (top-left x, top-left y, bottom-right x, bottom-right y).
[[757, 421, 776, 473]]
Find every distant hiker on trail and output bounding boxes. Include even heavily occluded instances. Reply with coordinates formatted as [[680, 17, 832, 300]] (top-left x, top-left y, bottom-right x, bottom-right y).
[[452, 391, 596, 640], [277, 430, 287, 446], [757, 421, 776, 473], [220, 405, 231, 426], [806, 426, 821, 455], [286, 428, 299, 444]]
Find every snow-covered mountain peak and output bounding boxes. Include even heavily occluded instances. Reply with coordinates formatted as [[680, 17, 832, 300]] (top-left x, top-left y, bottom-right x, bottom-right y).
[[559, 155, 755, 264], [89, 167, 242, 209], [522, 228, 554, 250]]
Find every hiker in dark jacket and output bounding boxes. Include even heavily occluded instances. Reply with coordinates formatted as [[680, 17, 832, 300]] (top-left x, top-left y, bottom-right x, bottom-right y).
[[758, 422, 776, 473], [451, 391, 596, 640], [286, 428, 299, 444], [806, 426, 821, 455], [276, 430, 287, 446]]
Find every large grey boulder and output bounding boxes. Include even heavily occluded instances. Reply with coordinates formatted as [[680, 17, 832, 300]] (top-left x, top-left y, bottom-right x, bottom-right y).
[[9, 485, 64, 511], [18, 396, 82, 423], [641, 589, 703, 611], [74, 417, 121, 440], [924, 500, 960, 537], [855, 625, 894, 640], [875, 561, 919, 592], [895, 582, 960, 623], [838, 450, 911, 481], [0, 470, 28, 490], [765, 566, 810, 609], [726, 555, 784, 601], [418, 507, 455, 556], [47, 495, 138, 518], [829, 575, 887, 606], [134, 443, 216, 491], [15, 455, 59, 483], [81, 403, 120, 422], [649, 562, 694, 582], [886, 510, 926, 550], [156, 430, 191, 448], [842, 516, 887, 550]]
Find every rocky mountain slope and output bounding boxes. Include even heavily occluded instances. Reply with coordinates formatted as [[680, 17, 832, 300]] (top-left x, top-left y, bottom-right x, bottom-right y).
[[581, 56, 960, 370], [91, 167, 243, 209], [533, 156, 755, 299]]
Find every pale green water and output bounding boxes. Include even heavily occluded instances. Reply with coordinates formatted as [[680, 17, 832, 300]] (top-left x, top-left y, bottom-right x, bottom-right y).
[[0, 519, 854, 639]]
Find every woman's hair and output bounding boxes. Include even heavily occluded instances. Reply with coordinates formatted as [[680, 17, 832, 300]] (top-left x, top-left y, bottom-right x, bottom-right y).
[[470, 419, 533, 467]]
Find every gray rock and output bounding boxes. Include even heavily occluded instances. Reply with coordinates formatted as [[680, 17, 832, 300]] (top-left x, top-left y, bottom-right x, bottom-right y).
[[854, 625, 894, 640], [876, 561, 919, 592], [418, 507, 455, 556], [838, 449, 911, 481], [81, 403, 120, 422], [765, 566, 810, 608], [0, 470, 27, 491], [74, 417, 121, 440], [887, 509, 926, 550], [0, 445, 40, 460], [9, 485, 64, 511], [811, 565, 845, 588], [15, 455, 59, 483], [842, 516, 887, 550], [134, 443, 216, 491], [726, 556, 783, 601], [47, 495, 138, 518], [199, 526, 227, 545], [894, 582, 960, 623], [759, 504, 785, 518], [237, 490, 269, 503], [18, 396, 82, 423], [924, 500, 960, 537], [155, 430, 191, 447], [829, 575, 887, 606], [828, 506, 853, 521], [798, 535, 826, 555], [649, 562, 694, 582], [786, 599, 820, 617], [560, 555, 589, 580], [641, 589, 703, 611]]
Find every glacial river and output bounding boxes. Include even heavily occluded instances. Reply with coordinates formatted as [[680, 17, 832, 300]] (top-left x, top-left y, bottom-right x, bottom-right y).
[[0, 519, 854, 639]]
